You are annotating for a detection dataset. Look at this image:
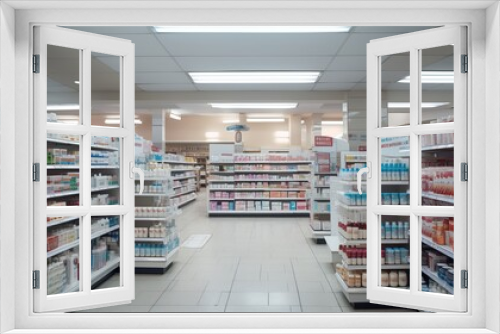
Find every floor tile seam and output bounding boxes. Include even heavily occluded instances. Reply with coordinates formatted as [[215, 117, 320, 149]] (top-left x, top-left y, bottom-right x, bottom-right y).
[[288, 256, 303, 312], [224, 256, 241, 312]]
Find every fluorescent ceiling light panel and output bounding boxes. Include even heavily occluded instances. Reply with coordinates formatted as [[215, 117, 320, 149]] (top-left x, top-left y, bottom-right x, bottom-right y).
[[47, 104, 80, 111], [222, 119, 240, 124], [104, 119, 142, 125], [154, 26, 351, 33], [211, 103, 297, 109], [398, 71, 454, 84], [192, 72, 320, 84], [169, 113, 181, 121], [247, 118, 285, 123], [321, 121, 343, 125], [388, 102, 449, 108]]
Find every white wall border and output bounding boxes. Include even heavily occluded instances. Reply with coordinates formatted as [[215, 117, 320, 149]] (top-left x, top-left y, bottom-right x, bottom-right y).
[[0, 3, 495, 334], [0, 2, 17, 333]]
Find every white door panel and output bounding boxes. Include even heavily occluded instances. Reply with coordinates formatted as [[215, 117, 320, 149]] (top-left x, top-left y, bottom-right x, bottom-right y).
[[366, 26, 467, 312], [33, 26, 136, 312]]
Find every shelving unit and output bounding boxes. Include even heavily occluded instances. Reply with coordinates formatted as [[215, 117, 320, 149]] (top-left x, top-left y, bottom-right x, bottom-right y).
[[207, 153, 312, 216], [309, 145, 337, 242], [46, 135, 123, 294], [163, 159, 198, 208], [419, 137, 455, 294]]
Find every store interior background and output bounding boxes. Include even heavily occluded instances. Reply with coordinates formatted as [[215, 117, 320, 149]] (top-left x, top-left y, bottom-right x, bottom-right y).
[[43, 25, 456, 313]]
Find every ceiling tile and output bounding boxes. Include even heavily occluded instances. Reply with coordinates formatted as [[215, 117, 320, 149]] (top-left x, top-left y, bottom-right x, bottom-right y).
[[383, 82, 411, 91], [136, 57, 183, 72], [351, 26, 436, 33], [313, 83, 357, 91], [157, 33, 349, 56], [319, 71, 366, 83], [137, 83, 197, 91], [381, 71, 409, 83], [381, 55, 410, 71], [136, 72, 191, 84], [194, 83, 315, 91], [105, 34, 168, 56], [337, 33, 397, 56], [351, 83, 367, 91], [423, 56, 453, 71], [175, 56, 333, 71], [326, 56, 366, 71], [65, 26, 152, 34]]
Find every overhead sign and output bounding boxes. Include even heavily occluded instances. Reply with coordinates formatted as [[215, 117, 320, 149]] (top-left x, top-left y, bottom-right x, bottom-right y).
[[314, 136, 333, 147]]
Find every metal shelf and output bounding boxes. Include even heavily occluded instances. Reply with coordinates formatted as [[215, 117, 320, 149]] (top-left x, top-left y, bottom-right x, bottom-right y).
[[342, 261, 409, 270], [335, 273, 368, 304], [171, 188, 196, 198], [172, 175, 196, 181], [422, 235, 454, 258], [234, 169, 311, 173], [233, 161, 312, 164], [421, 192, 454, 204], [338, 233, 409, 245], [233, 178, 308, 182], [176, 197, 196, 207], [336, 202, 366, 211], [47, 185, 119, 199], [47, 225, 119, 258], [47, 216, 79, 228], [209, 188, 307, 192], [208, 210, 310, 214], [135, 237, 165, 242], [422, 266, 454, 294], [422, 144, 454, 151], [234, 197, 307, 201]]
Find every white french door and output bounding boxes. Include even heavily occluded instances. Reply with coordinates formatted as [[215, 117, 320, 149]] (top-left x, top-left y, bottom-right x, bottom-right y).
[[33, 26, 138, 312], [365, 26, 467, 312]]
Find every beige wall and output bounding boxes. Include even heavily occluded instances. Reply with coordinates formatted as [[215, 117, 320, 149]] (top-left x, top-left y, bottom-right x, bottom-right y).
[[164, 115, 293, 150]]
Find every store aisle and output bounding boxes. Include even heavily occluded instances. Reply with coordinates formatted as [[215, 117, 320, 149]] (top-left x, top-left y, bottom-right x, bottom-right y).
[[84, 189, 399, 313]]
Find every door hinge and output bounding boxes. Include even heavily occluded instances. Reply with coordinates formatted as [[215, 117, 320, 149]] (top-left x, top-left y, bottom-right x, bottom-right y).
[[32, 270, 40, 289], [461, 270, 468, 289], [461, 162, 468, 181], [33, 163, 40, 182], [33, 54, 40, 73], [461, 54, 468, 73]]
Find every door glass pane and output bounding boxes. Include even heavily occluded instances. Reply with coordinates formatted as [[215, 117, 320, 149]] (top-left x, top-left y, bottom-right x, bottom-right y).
[[91, 52, 121, 127], [47, 45, 81, 125], [379, 215, 410, 289], [47, 134, 81, 206], [91, 215, 121, 290], [91, 136, 120, 205], [380, 136, 410, 205], [47, 216, 81, 294], [421, 216, 454, 295], [421, 133, 454, 206], [380, 52, 410, 127], [420, 45, 454, 124]]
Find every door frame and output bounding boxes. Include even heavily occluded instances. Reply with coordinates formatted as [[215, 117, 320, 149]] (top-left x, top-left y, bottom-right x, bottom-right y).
[[1, 2, 497, 334]]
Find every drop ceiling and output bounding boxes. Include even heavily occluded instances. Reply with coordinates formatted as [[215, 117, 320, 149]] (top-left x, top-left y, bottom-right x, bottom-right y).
[[59, 26, 437, 116]]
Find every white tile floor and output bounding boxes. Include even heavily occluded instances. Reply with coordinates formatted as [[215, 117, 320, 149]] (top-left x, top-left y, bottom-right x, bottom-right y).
[[83, 189, 413, 313]]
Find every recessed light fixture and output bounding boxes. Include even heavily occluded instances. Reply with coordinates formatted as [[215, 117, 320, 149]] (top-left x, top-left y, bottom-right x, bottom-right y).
[[47, 104, 80, 111], [247, 118, 285, 123], [154, 26, 351, 33], [169, 112, 181, 121], [398, 71, 454, 84], [104, 119, 142, 125], [211, 103, 298, 109], [192, 72, 320, 84], [74, 81, 80, 84], [321, 121, 344, 125], [388, 102, 449, 108]]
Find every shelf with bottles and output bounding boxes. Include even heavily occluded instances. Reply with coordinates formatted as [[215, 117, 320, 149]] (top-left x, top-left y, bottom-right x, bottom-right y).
[[46, 216, 121, 295]]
